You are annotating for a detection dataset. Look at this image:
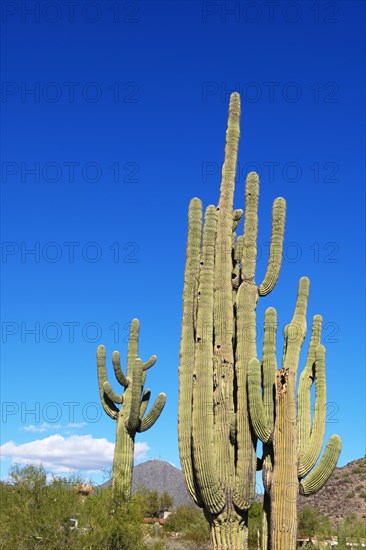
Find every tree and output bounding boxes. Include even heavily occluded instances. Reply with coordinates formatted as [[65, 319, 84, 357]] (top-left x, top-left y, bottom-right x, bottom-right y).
[[338, 514, 366, 547], [248, 502, 262, 549], [164, 505, 209, 537], [134, 487, 173, 517], [298, 506, 332, 541], [159, 490, 173, 512]]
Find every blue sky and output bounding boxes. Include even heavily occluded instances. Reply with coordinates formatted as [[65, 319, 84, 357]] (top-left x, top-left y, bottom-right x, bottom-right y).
[[1, 0, 365, 485]]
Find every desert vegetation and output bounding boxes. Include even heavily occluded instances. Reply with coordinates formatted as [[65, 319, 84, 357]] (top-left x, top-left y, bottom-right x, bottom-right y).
[[1, 464, 364, 550], [0, 464, 164, 550]]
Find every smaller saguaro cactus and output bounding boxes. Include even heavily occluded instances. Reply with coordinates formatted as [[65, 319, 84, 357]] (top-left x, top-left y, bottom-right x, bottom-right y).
[[97, 319, 166, 499], [248, 277, 341, 550], [153, 521, 161, 539]]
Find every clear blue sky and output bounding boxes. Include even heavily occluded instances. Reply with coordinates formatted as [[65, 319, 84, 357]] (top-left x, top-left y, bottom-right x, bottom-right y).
[[1, 1, 365, 484]]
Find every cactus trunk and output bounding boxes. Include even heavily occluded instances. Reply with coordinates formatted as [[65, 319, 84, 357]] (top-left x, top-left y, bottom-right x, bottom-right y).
[[112, 421, 134, 500], [270, 370, 298, 550], [210, 516, 249, 550]]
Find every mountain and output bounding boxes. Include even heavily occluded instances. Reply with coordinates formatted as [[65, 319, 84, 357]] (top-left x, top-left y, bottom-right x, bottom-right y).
[[101, 457, 366, 523], [298, 456, 366, 525], [100, 460, 193, 507]]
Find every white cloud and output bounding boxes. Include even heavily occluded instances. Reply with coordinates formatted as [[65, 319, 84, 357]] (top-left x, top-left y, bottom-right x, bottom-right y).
[[1, 435, 150, 473], [23, 423, 61, 433]]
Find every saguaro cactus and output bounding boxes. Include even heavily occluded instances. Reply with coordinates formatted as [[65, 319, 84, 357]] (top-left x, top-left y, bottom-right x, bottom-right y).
[[97, 319, 166, 499], [248, 277, 341, 550], [178, 93, 286, 549]]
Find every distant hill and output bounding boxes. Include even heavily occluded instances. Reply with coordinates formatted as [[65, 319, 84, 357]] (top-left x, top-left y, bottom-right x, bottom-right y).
[[100, 460, 193, 507], [299, 456, 366, 525], [101, 457, 366, 523]]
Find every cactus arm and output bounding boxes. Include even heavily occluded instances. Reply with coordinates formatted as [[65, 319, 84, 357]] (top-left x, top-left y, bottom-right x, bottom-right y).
[[232, 208, 243, 231], [299, 435, 342, 495], [248, 358, 273, 443], [103, 381, 123, 404], [297, 315, 322, 461], [112, 351, 129, 388], [178, 197, 203, 507], [234, 235, 244, 261], [137, 393, 166, 432], [141, 356, 157, 387], [258, 197, 286, 296], [127, 318, 140, 378], [262, 307, 277, 427], [298, 343, 327, 478], [233, 171, 261, 510], [241, 172, 259, 282], [126, 358, 143, 432], [97, 345, 119, 419], [232, 235, 243, 291], [143, 355, 157, 371], [139, 389, 151, 420], [234, 280, 258, 510], [193, 205, 225, 515], [284, 277, 309, 376]]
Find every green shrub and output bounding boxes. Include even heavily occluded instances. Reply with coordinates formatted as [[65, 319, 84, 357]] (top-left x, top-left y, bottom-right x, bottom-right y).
[[164, 505, 206, 532], [337, 514, 366, 550], [248, 501, 262, 549], [341, 475, 352, 483], [0, 463, 150, 550], [298, 506, 332, 540], [164, 505, 209, 545]]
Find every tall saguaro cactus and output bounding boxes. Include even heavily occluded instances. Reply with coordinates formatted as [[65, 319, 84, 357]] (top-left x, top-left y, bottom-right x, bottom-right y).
[[97, 319, 166, 499], [248, 278, 341, 550], [178, 93, 286, 549]]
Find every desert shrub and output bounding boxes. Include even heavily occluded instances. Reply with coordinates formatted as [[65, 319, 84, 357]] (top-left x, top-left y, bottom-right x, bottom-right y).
[[134, 487, 173, 518], [342, 476, 352, 483], [164, 505, 206, 532], [0, 464, 88, 549], [248, 501, 262, 549], [352, 466, 365, 474], [341, 513, 366, 542], [0, 463, 150, 550], [80, 487, 146, 550], [183, 523, 210, 546], [164, 505, 209, 544], [298, 506, 332, 540]]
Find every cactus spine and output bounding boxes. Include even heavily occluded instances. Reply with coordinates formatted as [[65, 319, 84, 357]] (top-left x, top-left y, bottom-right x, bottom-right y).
[[97, 319, 166, 499], [248, 278, 341, 549], [178, 93, 286, 549]]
